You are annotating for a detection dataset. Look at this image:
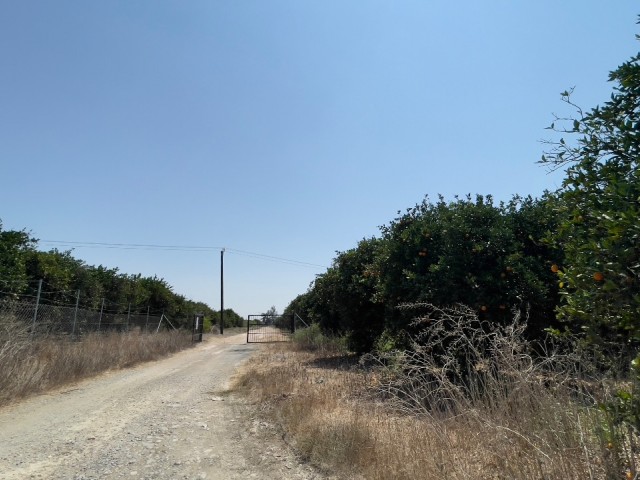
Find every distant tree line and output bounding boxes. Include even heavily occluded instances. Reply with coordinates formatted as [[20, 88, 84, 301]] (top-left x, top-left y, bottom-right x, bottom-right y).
[[212, 309, 245, 328], [0, 227, 241, 330]]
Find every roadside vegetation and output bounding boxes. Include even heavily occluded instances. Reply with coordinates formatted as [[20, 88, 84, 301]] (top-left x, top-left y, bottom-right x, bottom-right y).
[[241, 21, 640, 480], [0, 316, 193, 406], [235, 309, 633, 479]]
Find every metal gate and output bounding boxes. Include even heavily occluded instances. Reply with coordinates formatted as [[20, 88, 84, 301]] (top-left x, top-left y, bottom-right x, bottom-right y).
[[246, 313, 295, 343]]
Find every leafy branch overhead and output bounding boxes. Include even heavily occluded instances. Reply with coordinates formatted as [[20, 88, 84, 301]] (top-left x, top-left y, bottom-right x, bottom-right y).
[[540, 50, 640, 348]]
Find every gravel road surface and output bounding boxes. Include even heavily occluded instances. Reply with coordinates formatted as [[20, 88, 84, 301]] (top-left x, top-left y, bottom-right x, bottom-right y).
[[0, 333, 324, 480]]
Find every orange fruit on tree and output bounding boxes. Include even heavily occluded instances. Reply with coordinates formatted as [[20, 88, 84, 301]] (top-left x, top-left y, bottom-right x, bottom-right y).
[[480, 305, 488, 312], [551, 264, 559, 273], [593, 272, 604, 282]]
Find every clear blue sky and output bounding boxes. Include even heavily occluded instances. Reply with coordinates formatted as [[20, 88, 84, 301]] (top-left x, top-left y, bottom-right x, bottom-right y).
[[1, 1, 638, 319]]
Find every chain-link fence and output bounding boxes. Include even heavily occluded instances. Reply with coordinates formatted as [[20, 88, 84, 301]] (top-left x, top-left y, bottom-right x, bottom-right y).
[[0, 297, 167, 337]]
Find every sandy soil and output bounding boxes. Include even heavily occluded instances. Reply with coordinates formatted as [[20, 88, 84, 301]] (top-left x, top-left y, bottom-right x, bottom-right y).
[[0, 333, 325, 480]]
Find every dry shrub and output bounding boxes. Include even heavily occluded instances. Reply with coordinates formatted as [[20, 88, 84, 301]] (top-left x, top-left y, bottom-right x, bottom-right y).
[[233, 346, 372, 477], [366, 304, 616, 479], [234, 308, 634, 480], [0, 315, 35, 398], [0, 317, 192, 406]]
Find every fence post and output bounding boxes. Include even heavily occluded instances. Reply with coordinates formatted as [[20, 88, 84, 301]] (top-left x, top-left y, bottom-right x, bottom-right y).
[[30, 279, 43, 338], [145, 306, 150, 332], [126, 303, 131, 332], [71, 290, 80, 337], [294, 312, 309, 328], [98, 298, 105, 332], [156, 310, 164, 333]]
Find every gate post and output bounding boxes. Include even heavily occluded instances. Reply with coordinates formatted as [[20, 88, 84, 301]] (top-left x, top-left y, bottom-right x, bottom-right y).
[[192, 313, 204, 342]]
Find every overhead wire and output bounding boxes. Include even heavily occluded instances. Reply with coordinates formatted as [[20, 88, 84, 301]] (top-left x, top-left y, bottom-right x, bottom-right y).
[[39, 240, 329, 269], [225, 248, 328, 269], [40, 240, 218, 252]]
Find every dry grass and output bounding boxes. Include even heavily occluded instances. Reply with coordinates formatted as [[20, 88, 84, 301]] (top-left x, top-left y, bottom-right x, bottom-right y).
[[0, 316, 192, 406], [233, 306, 637, 480]]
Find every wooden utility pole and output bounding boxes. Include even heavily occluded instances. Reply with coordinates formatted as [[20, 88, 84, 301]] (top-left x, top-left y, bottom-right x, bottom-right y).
[[220, 248, 225, 335]]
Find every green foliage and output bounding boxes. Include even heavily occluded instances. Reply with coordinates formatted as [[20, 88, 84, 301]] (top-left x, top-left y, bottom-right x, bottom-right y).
[[541, 51, 640, 353], [377, 194, 561, 337], [373, 328, 410, 353], [25, 249, 94, 305], [0, 222, 36, 294], [300, 237, 386, 352], [203, 315, 213, 332], [282, 292, 313, 319], [291, 323, 348, 352], [287, 195, 561, 352], [211, 308, 244, 328], [596, 359, 640, 476]]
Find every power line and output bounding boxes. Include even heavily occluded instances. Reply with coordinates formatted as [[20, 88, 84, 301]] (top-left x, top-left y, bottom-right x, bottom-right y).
[[40, 240, 218, 251], [39, 240, 329, 269], [225, 248, 327, 269]]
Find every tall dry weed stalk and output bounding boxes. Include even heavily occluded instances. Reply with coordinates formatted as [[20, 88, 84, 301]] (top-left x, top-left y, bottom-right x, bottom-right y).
[[0, 315, 33, 386], [366, 304, 632, 479], [370, 304, 593, 415]]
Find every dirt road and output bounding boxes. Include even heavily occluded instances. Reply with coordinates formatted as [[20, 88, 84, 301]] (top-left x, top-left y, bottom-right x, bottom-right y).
[[0, 333, 323, 480]]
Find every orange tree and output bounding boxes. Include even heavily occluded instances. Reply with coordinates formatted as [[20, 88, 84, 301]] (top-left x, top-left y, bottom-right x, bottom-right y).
[[291, 237, 386, 352], [541, 47, 640, 357], [375, 194, 561, 339]]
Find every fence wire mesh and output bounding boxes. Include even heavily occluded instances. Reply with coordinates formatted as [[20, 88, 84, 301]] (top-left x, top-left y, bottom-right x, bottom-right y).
[[0, 298, 166, 337]]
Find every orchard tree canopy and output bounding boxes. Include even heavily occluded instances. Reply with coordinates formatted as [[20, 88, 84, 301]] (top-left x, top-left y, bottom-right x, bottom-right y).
[[287, 194, 561, 353], [0, 221, 36, 294]]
